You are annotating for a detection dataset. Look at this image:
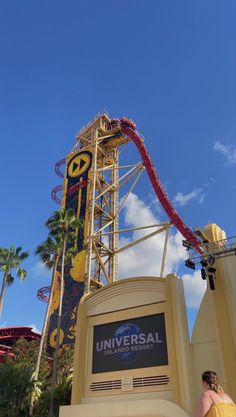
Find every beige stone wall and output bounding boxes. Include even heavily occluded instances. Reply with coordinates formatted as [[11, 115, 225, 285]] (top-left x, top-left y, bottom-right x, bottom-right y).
[[60, 223, 236, 417], [61, 275, 192, 417], [191, 224, 236, 403], [60, 399, 190, 417]]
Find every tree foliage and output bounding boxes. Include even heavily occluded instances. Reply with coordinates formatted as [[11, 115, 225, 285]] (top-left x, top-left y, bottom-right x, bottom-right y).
[[0, 339, 74, 417], [0, 362, 34, 417], [0, 245, 28, 317], [0, 209, 81, 416], [29, 209, 81, 416], [44, 209, 80, 417]]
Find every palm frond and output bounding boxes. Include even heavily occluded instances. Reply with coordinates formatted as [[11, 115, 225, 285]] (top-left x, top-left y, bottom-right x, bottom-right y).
[[38, 208, 82, 273], [0, 247, 8, 257], [19, 251, 29, 260], [17, 268, 27, 280], [15, 246, 23, 256], [45, 260, 54, 269], [46, 209, 81, 235], [35, 233, 64, 270], [6, 274, 14, 286], [64, 247, 77, 263], [0, 265, 7, 271]]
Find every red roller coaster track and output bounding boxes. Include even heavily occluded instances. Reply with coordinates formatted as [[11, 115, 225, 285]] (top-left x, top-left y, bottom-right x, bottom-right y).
[[55, 158, 66, 179], [51, 184, 63, 205], [119, 119, 203, 254], [37, 286, 51, 303]]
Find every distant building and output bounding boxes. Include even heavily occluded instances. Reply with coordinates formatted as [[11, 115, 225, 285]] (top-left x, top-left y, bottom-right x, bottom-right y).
[[0, 326, 40, 363]]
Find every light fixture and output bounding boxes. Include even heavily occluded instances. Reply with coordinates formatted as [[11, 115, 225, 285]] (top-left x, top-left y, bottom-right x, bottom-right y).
[[208, 274, 215, 291], [182, 240, 192, 249], [185, 259, 195, 270], [201, 268, 207, 280]]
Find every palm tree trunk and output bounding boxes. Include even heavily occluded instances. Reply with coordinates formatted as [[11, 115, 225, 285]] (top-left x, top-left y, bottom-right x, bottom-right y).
[[29, 256, 59, 416], [0, 271, 8, 318], [50, 235, 67, 417]]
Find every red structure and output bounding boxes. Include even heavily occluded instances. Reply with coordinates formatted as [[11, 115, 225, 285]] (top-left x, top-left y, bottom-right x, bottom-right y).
[[51, 116, 204, 256], [37, 286, 50, 303], [0, 326, 40, 363], [113, 117, 203, 254]]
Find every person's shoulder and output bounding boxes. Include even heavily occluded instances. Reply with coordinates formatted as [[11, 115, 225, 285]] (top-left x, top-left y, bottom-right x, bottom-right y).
[[199, 391, 213, 405], [201, 390, 217, 404], [201, 391, 213, 399], [196, 391, 214, 417]]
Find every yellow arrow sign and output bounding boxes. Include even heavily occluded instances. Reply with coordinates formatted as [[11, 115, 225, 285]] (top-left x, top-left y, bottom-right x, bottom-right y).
[[67, 153, 91, 177]]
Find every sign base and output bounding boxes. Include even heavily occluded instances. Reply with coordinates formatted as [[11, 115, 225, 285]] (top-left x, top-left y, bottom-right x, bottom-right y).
[[60, 399, 190, 417]]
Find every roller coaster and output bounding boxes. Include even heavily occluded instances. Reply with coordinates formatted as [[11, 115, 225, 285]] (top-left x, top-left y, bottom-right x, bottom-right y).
[[42, 114, 235, 302], [116, 118, 203, 253], [51, 116, 202, 251], [39, 114, 235, 350]]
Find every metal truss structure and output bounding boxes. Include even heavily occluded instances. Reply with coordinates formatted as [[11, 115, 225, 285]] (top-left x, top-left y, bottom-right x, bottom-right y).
[[183, 232, 236, 290], [70, 114, 172, 293], [184, 231, 236, 268], [49, 114, 236, 298]]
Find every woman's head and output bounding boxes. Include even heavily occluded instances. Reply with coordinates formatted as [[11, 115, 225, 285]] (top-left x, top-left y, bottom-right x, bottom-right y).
[[202, 371, 223, 394]]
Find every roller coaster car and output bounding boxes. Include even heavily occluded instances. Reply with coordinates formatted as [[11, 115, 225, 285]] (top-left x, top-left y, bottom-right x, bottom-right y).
[[107, 119, 120, 130], [120, 117, 136, 130]]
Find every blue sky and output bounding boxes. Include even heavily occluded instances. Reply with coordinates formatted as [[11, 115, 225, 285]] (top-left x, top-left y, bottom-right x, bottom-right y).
[[0, 1, 235, 336]]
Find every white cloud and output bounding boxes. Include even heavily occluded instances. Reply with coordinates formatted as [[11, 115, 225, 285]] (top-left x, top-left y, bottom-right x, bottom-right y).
[[31, 261, 51, 278], [173, 188, 203, 206], [119, 193, 185, 278], [213, 141, 236, 164], [199, 193, 206, 204], [118, 193, 206, 310], [182, 270, 206, 309], [28, 323, 41, 334], [203, 177, 215, 189], [148, 177, 215, 217]]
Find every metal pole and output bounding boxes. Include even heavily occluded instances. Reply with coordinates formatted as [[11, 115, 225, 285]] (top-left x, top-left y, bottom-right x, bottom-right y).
[[84, 131, 98, 294], [110, 147, 119, 282], [160, 225, 171, 278]]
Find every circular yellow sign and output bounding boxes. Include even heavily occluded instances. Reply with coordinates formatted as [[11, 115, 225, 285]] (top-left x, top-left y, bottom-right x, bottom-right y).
[[49, 328, 64, 348], [67, 153, 91, 177], [70, 250, 86, 282], [50, 271, 60, 313]]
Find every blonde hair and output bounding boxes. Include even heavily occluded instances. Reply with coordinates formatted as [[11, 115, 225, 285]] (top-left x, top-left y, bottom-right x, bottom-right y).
[[202, 371, 224, 395]]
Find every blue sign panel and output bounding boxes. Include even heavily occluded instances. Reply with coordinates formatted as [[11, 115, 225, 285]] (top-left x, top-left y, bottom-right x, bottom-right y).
[[92, 313, 168, 373]]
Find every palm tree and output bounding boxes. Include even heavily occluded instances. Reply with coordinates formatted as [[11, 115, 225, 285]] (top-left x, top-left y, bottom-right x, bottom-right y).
[[0, 245, 28, 318], [29, 235, 62, 416], [30, 232, 78, 415], [43, 209, 80, 417]]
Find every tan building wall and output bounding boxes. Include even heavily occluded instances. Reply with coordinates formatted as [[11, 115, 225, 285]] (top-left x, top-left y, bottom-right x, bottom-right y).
[[60, 399, 190, 417], [191, 224, 236, 404], [60, 275, 193, 417], [60, 223, 236, 417]]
